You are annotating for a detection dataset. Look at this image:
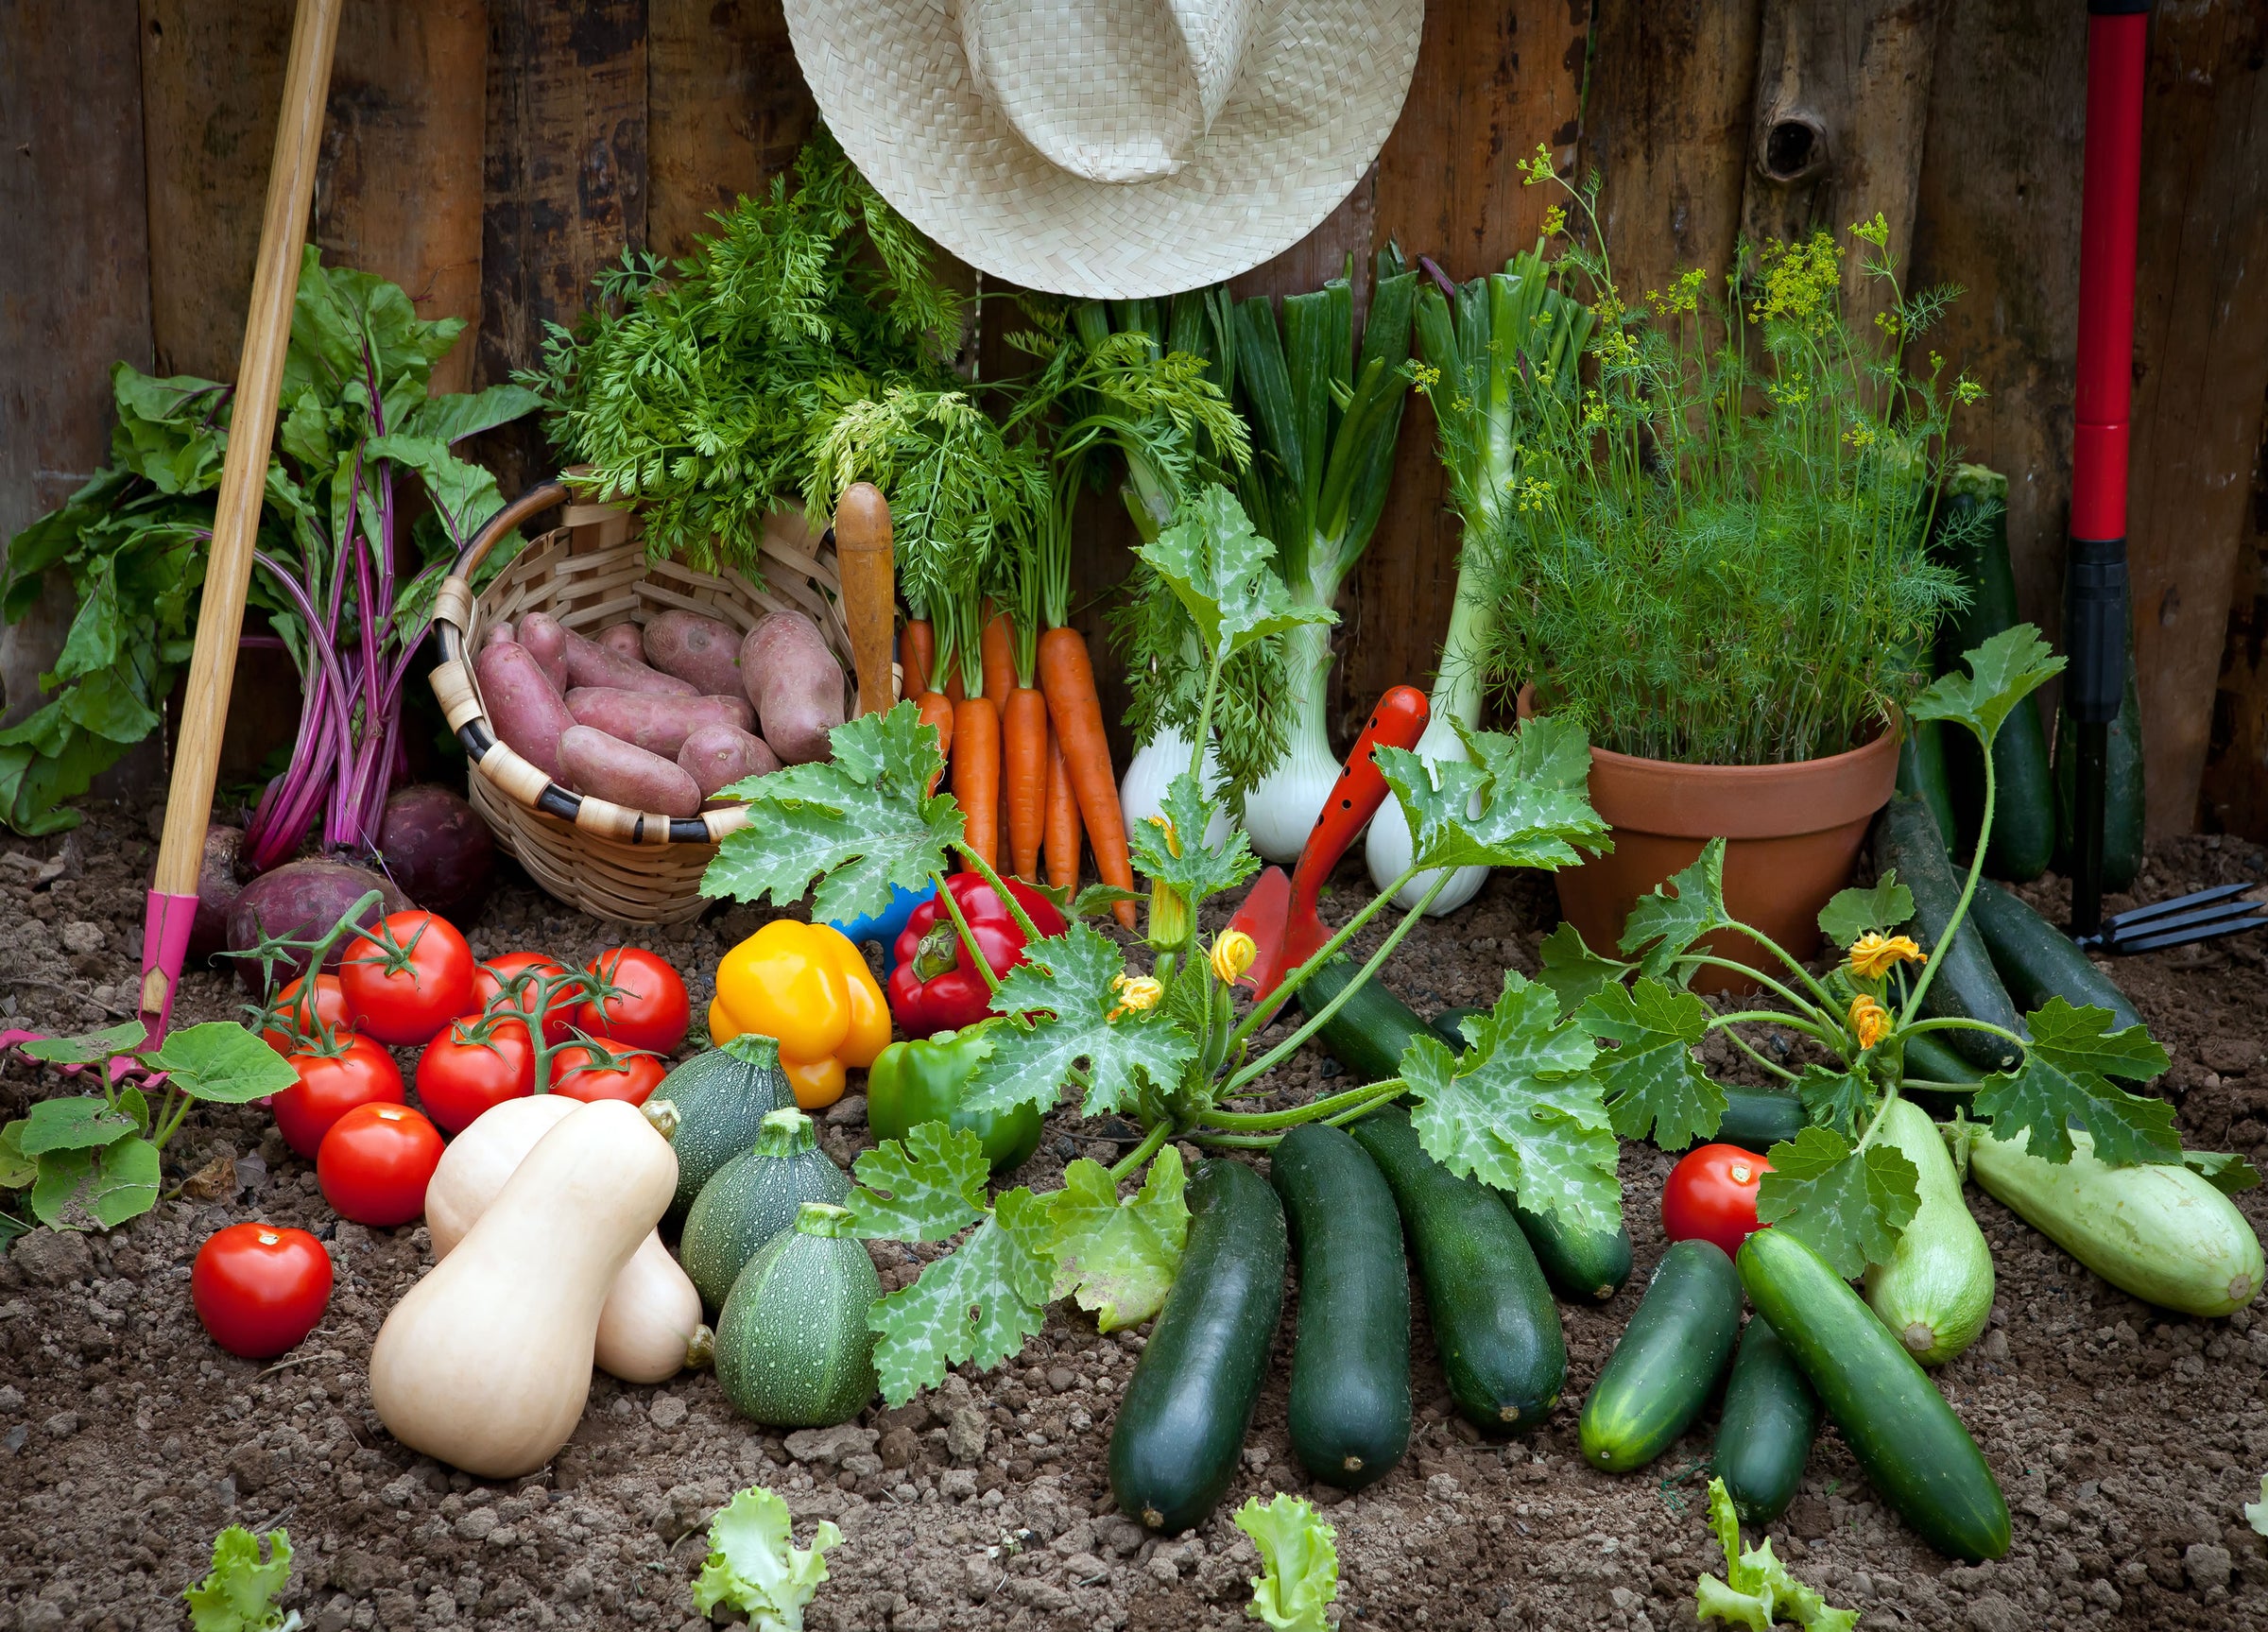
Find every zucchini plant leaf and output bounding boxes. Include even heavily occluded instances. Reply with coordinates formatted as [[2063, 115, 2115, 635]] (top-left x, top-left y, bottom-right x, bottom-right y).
[[702, 702, 961, 925], [19, 1020, 149, 1066], [30, 1135, 161, 1231], [0, 1121, 36, 1189], [1817, 870, 1915, 946], [1234, 1494, 1339, 1632], [867, 1187, 1054, 1404], [960, 921, 1198, 1120], [19, 1095, 139, 1156], [1578, 977, 1724, 1149], [2184, 1150, 2262, 1195], [1755, 1125, 1919, 1280], [1377, 714, 1610, 877], [1136, 483, 1334, 661], [1400, 971, 1622, 1235], [183, 1524, 297, 1632], [845, 1123, 990, 1243], [691, 1485, 842, 1624], [1970, 998, 2179, 1166], [1695, 1477, 1857, 1632], [1795, 1065, 1867, 1142], [1126, 772, 1259, 910], [1042, 1145, 1191, 1331], [1535, 921, 1623, 1018], [1908, 624, 2065, 748], [1620, 838, 1729, 982], [149, 1022, 300, 1105]]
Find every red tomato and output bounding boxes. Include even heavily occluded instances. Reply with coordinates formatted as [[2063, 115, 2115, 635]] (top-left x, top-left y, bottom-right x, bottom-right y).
[[340, 911, 477, 1047], [318, 1102, 444, 1228], [1661, 1142, 1775, 1260], [472, 953, 576, 1046], [549, 1044, 666, 1107], [415, 1019, 537, 1134], [573, 948, 691, 1055], [273, 1035, 405, 1159], [261, 973, 352, 1056], [192, 1222, 334, 1359]]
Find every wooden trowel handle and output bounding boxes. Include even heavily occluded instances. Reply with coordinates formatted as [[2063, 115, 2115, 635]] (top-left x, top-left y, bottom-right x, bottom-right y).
[[834, 483, 896, 715]]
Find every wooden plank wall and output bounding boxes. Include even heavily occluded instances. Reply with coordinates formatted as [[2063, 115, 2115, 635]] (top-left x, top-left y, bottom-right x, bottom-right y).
[[7, 0, 2268, 840]]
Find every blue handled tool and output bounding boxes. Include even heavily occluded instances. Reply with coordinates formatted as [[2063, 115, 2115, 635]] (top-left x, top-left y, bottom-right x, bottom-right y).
[[829, 882, 936, 974]]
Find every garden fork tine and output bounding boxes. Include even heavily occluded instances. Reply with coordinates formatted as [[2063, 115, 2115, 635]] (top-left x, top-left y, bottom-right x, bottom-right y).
[[2076, 883, 2268, 953]]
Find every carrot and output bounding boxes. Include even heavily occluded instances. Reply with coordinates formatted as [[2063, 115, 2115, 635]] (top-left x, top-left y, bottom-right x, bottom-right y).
[[902, 619, 934, 701], [981, 612, 1015, 712], [1002, 686, 1048, 882], [1044, 722, 1082, 896], [1037, 626, 1134, 929], [952, 694, 1001, 870], [917, 691, 955, 795], [944, 668, 965, 703]]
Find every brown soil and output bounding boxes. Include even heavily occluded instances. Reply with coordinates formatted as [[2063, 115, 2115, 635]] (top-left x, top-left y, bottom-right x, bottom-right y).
[[2, 802, 2265, 1632]]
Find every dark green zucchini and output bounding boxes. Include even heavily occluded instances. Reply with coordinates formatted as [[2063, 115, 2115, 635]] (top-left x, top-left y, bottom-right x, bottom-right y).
[[1933, 465, 2054, 882], [1578, 1240, 1744, 1472], [1510, 1199, 1633, 1303], [1271, 1125, 1410, 1489], [1738, 1228, 2011, 1561], [1898, 718, 1962, 867], [1713, 1088, 1808, 1152], [1712, 1314, 1817, 1523], [1296, 956, 1433, 1083], [2052, 581, 2145, 892], [1109, 1160, 1286, 1532], [1967, 880, 2141, 1032], [1876, 794, 2023, 1071], [651, 1036, 799, 1230], [1350, 1108, 1565, 1432]]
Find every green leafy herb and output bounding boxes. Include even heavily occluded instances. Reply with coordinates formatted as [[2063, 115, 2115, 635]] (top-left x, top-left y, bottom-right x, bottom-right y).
[[1234, 1494, 1340, 1632], [1818, 871, 1915, 946], [184, 1526, 299, 1632], [1755, 1126, 1920, 1280], [690, 1486, 842, 1629], [1043, 1146, 1191, 1331], [1581, 977, 1723, 1149], [1971, 999, 2178, 1166], [1695, 1477, 1856, 1631]]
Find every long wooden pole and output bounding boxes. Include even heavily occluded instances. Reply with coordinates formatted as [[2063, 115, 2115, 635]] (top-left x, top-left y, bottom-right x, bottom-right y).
[[141, 0, 344, 1032]]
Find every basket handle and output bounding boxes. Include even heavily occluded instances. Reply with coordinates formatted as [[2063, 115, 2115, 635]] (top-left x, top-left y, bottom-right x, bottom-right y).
[[454, 479, 571, 580]]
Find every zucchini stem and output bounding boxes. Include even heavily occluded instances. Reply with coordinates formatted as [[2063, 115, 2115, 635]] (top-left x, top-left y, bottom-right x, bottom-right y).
[[1108, 1120, 1173, 1183], [1900, 731, 1995, 1026]]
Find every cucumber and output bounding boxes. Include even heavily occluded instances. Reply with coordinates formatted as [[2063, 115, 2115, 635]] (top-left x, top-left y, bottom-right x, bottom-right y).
[[1432, 1006, 1487, 1051], [1933, 465, 2054, 882], [1510, 1198, 1633, 1304], [1876, 793, 2023, 1071], [1862, 1098, 1994, 1365], [1967, 1125, 2264, 1316], [1297, 955, 1434, 1083], [680, 1108, 850, 1314], [1898, 717, 1961, 867], [1578, 1240, 1743, 1471], [713, 1202, 880, 1429], [1900, 1030, 1984, 1087], [1271, 1125, 1411, 1489], [1712, 1314, 1817, 1524], [1110, 1159, 1287, 1531], [2052, 580, 2145, 892], [1350, 1108, 1566, 1431], [1653, 1086, 1807, 1153], [651, 1037, 798, 1230], [1738, 1227, 2011, 1561], [1967, 880, 2141, 1032]]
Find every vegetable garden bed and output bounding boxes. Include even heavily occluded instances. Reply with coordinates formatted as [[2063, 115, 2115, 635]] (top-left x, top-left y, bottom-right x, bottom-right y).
[[0, 806, 2263, 1630]]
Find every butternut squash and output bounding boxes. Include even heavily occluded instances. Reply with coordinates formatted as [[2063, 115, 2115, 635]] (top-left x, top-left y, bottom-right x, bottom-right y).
[[369, 1099, 677, 1478], [424, 1096, 708, 1383]]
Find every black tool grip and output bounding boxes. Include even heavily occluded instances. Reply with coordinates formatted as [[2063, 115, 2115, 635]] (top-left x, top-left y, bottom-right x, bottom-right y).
[[2063, 536, 2128, 726]]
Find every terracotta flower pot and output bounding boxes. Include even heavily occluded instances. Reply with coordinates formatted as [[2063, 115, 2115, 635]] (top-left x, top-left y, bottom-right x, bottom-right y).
[[1521, 690, 1900, 994]]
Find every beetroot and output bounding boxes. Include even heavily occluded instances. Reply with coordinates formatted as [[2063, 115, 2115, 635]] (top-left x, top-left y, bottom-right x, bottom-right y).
[[376, 783, 494, 923], [226, 859, 408, 992], [189, 825, 246, 962]]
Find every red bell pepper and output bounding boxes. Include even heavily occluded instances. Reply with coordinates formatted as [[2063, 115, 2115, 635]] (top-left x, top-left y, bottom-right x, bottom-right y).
[[886, 872, 1068, 1035]]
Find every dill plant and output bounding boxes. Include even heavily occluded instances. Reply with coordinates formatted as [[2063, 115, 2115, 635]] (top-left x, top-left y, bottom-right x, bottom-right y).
[[1472, 150, 1984, 766]]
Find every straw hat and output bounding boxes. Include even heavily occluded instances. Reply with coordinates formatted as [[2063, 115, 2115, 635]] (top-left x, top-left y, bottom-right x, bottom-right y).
[[782, 0, 1425, 299]]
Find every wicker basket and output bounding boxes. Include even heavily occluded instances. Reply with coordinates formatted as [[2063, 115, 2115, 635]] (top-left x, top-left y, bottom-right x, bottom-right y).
[[427, 482, 862, 925]]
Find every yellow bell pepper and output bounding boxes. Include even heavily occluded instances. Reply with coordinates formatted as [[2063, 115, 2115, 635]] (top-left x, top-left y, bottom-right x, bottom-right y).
[[709, 920, 890, 1109]]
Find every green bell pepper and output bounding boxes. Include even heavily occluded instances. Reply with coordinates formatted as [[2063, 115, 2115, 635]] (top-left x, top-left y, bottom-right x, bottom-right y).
[[865, 1021, 1042, 1175]]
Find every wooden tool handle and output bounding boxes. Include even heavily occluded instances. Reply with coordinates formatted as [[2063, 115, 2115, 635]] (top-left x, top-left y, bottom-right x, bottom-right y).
[[150, 0, 343, 902], [833, 482, 897, 716]]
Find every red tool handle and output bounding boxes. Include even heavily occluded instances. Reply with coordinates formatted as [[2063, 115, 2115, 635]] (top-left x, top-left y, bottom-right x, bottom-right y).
[[1288, 685, 1431, 905]]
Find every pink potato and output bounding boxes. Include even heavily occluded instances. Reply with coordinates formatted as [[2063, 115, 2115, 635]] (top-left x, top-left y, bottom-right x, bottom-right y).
[[739, 610, 844, 764], [677, 723, 780, 799], [642, 610, 746, 697], [559, 622, 696, 697], [517, 610, 570, 692], [480, 620, 514, 649], [557, 725, 701, 818], [597, 622, 644, 661], [563, 687, 754, 758], [474, 639, 575, 782]]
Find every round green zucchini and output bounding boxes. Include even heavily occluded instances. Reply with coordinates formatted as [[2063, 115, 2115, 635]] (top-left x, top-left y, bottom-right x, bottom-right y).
[[680, 1108, 850, 1314], [713, 1201, 881, 1429], [650, 1035, 798, 1230]]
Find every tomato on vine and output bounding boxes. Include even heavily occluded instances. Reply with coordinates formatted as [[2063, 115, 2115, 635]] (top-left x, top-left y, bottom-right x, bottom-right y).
[[318, 1102, 444, 1228], [341, 911, 477, 1047], [550, 1042, 665, 1107], [472, 952, 576, 1045], [572, 948, 690, 1055], [273, 1034, 405, 1159], [259, 972, 352, 1056], [415, 1018, 537, 1133]]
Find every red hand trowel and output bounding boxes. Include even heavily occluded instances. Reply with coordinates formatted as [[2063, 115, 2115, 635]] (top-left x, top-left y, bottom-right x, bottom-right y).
[[1228, 686, 1429, 999]]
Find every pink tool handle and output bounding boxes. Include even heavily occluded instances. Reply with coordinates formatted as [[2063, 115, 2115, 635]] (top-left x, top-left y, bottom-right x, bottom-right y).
[[1287, 685, 1431, 908]]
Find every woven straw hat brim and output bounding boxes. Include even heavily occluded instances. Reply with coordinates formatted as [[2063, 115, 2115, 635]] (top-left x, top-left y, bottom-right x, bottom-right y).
[[783, 0, 1424, 300]]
